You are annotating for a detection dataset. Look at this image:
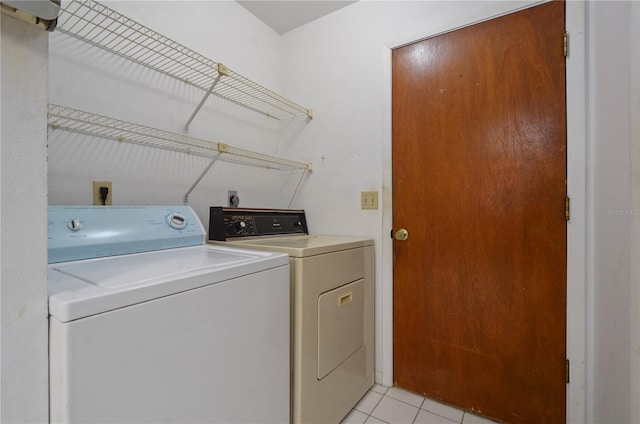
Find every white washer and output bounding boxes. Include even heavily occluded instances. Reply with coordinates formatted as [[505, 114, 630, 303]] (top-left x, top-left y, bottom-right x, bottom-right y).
[[209, 208, 374, 424], [48, 206, 290, 424]]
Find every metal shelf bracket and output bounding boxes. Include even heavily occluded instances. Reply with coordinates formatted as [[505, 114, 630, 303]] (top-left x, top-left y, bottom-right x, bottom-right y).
[[184, 71, 224, 131], [183, 151, 223, 205]]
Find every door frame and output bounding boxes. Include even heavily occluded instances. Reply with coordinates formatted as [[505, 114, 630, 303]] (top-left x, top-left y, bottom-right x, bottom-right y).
[[379, 1, 586, 422]]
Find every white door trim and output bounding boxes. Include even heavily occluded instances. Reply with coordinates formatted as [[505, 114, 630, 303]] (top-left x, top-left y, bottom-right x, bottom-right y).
[[380, 2, 586, 422]]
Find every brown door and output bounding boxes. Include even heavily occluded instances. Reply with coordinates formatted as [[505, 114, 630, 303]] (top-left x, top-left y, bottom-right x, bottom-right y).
[[392, 2, 566, 423]]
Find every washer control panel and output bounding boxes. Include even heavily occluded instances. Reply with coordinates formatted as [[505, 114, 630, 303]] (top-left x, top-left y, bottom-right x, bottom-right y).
[[209, 207, 308, 240], [48, 206, 205, 263]]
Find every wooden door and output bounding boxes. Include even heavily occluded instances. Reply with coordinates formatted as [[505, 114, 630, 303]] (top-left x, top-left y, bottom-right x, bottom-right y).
[[392, 3, 566, 423]]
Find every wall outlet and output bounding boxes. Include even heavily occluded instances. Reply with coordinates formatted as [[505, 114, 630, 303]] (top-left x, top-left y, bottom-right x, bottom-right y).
[[361, 191, 378, 209], [228, 190, 239, 207], [93, 181, 113, 206]]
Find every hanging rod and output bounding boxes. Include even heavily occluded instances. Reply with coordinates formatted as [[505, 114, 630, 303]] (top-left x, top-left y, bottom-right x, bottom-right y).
[[47, 104, 313, 172], [55, 0, 314, 127]]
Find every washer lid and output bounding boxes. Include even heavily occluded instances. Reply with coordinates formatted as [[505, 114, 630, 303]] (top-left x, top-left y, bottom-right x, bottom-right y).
[[48, 244, 288, 322], [216, 235, 373, 258]]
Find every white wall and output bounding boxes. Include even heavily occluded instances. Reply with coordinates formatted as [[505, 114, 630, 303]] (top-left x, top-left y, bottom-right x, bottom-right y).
[[280, 1, 633, 422], [629, 1, 640, 422], [0, 13, 49, 423], [279, 0, 549, 394], [585, 2, 633, 423]]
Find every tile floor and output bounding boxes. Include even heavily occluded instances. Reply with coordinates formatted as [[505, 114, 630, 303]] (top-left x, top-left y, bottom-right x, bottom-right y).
[[341, 385, 499, 424]]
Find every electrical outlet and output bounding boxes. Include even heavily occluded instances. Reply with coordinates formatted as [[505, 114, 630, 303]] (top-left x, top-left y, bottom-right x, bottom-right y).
[[228, 190, 239, 207], [93, 181, 113, 206], [361, 191, 378, 209]]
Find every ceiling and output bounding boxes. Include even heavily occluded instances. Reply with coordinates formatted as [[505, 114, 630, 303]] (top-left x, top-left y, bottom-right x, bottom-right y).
[[237, 1, 357, 35]]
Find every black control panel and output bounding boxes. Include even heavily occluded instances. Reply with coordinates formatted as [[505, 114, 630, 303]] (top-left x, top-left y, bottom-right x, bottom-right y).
[[209, 207, 308, 241]]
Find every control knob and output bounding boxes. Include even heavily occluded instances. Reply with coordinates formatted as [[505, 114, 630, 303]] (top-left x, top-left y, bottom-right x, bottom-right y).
[[167, 213, 187, 229], [67, 218, 83, 231], [234, 220, 247, 232]]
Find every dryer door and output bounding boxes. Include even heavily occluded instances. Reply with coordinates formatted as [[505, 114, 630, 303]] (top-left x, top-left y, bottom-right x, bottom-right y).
[[317, 279, 365, 379]]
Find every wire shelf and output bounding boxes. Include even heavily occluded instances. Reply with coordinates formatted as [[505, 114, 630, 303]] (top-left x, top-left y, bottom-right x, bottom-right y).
[[48, 104, 313, 171], [55, 0, 313, 124]]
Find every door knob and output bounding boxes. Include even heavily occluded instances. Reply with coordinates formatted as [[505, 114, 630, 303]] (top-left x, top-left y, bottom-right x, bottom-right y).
[[394, 228, 409, 241]]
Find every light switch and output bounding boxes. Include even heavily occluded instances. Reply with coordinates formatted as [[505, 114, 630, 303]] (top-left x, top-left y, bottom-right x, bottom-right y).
[[361, 191, 378, 209]]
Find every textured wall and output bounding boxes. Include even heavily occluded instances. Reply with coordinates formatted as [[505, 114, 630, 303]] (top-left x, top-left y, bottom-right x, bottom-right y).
[[0, 13, 49, 423]]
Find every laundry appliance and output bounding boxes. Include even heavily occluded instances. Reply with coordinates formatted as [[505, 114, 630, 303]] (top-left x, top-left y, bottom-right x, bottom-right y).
[[209, 207, 374, 424], [48, 205, 290, 423]]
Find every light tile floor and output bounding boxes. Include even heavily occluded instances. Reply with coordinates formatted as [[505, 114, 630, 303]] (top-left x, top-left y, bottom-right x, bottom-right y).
[[341, 385, 499, 424]]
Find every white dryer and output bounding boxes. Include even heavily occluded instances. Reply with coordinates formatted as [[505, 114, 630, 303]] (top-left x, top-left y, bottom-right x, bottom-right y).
[[48, 206, 290, 424], [209, 207, 374, 424]]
